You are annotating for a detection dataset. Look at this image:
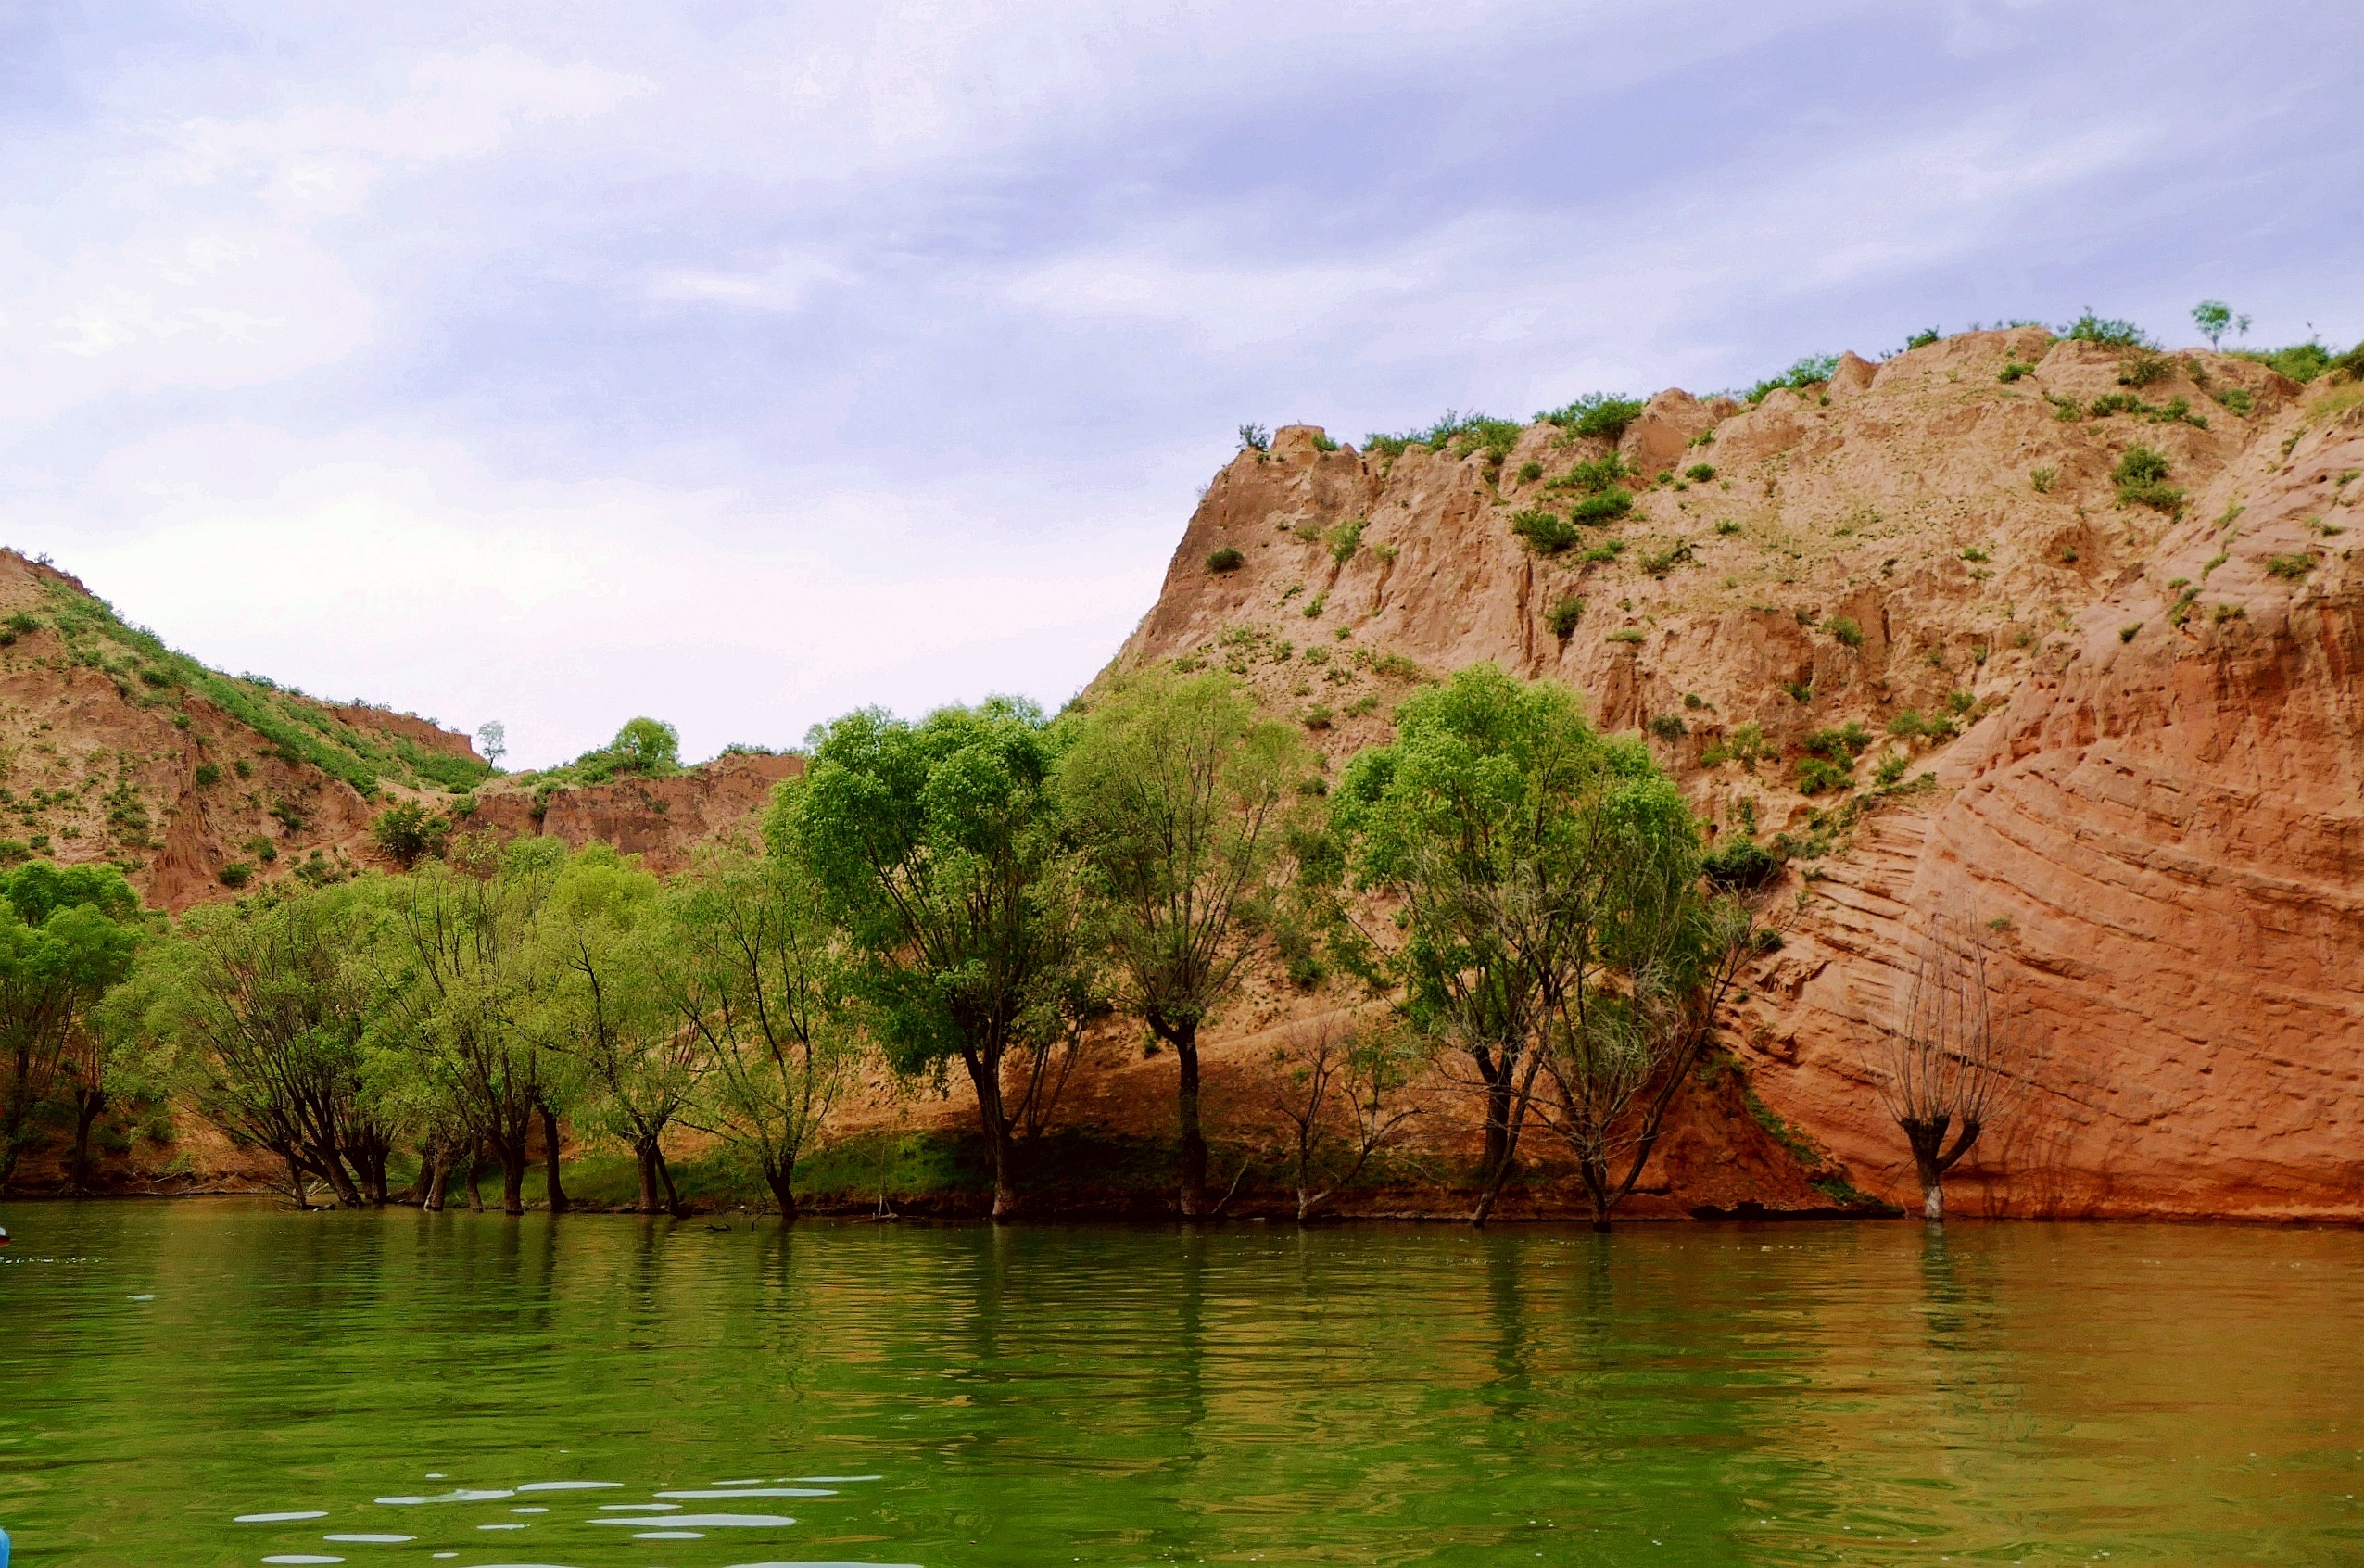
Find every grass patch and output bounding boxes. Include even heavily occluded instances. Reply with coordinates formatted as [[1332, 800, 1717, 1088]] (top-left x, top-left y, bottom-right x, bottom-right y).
[[1206, 547, 1244, 573], [1701, 723, 1769, 772]]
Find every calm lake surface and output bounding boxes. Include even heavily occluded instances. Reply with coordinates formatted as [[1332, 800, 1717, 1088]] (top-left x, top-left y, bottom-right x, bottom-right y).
[[1, 1203, 2358, 1567]]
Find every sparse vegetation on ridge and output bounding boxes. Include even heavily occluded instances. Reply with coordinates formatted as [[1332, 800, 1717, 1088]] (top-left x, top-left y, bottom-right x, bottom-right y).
[[1536, 393, 1646, 442], [31, 581, 492, 796]]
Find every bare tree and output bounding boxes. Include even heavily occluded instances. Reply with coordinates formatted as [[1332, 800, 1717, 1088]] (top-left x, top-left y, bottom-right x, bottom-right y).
[[1877, 912, 2011, 1222], [1266, 1014, 1424, 1221]]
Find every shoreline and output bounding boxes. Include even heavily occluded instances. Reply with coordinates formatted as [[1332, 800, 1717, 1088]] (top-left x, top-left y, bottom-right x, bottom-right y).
[[7, 1186, 2358, 1227]]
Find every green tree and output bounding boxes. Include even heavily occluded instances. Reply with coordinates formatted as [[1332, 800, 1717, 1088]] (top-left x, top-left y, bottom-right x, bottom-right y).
[[537, 846, 691, 1214], [1334, 664, 1738, 1227], [2191, 299, 2248, 349], [665, 846, 857, 1218], [1056, 668, 1309, 1218], [771, 699, 1080, 1220], [610, 716, 681, 771], [370, 801, 450, 869], [0, 862, 144, 1186], [372, 837, 566, 1214], [1522, 828, 1759, 1230], [114, 885, 389, 1208]]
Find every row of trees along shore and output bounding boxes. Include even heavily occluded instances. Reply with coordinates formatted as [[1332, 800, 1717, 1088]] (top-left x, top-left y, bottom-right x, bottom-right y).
[[5, 664, 2016, 1227]]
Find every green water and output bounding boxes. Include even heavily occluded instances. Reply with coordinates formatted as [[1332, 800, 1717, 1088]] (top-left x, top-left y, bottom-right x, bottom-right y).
[[1, 1204, 2358, 1567]]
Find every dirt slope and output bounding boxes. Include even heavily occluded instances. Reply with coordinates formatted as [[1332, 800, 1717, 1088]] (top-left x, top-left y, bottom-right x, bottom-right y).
[[0, 551, 795, 910], [1112, 332, 2363, 1220]]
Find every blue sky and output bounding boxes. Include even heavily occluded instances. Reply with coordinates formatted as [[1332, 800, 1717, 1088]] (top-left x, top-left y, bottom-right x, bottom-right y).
[[3, 1, 2356, 767]]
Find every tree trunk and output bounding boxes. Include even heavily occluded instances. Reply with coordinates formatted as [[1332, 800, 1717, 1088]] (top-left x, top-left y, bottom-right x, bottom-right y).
[[0, 1041, 36, 1187], [766, 1163, 800, 1221], [964, 1050, 1020, 1220], [1473, 1048, 1511, 1184], [987, 1107, 1018, 1220], [1903, 1117, 1965, 1226], [70, 1088, 105, 1195], [465, 1151, 487, 1212], [1584, 1160, 1613, 1233], [1175, 1023, 1207, 1220], [309, 1135, 364, 1208], [1470, 1155, 1515, 1227], [656, 1147, 685, 1217], [421, 1145, 447, 1212], [540, 1105, 569, 1215], [284, 1149, 311, 1210], [635, 1140, 663, 1215], [360, 1137, 390, 1206], [500, 1147, 526, 1216], [1469, 1052, 1542, 1228]]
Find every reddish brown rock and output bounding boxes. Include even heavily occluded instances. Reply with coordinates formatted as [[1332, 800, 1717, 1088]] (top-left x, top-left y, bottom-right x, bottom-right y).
[[1111, 335, 2364, 1220]]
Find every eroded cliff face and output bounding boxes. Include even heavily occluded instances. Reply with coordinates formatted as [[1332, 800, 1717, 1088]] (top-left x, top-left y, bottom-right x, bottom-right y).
[[466, 752, 802, 873], [1114, 332, 2364, 1220], [1738, 403, 2364, 1219]]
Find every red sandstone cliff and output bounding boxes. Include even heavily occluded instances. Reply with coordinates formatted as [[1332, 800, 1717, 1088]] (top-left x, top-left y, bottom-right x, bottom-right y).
[[1110, 332, 2363, 1220]]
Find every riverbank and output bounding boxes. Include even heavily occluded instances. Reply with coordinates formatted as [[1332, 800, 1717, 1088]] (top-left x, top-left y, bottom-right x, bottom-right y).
[[0, 1123, 1891, 1222]]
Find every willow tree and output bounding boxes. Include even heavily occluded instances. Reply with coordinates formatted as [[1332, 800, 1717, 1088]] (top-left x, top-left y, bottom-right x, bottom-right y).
[[1334, 664, 1652, 1220], [373, 837, 565, 1215], [665, 846, 857, 1220], [1877, 912, 2010, 1222], [1056, 669, 1309, 1218], [538, 845, 700, 1215], [118, 885, 385, 1208], [772, 699, 1082, 1220], [0, 862, 144, 1186]]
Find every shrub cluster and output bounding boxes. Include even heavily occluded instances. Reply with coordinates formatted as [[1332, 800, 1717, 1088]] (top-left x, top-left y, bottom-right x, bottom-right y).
[[1743, 354, 1839, 403], [2064, 312, 2154, 349], [1364, 411, 1523, 465], [2111, 446, 2184, 512], [1536, 393, 1646, 442]]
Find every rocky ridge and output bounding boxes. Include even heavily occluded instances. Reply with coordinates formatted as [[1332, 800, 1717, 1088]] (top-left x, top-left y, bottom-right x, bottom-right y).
[[1111, 330, 2363, 1220]]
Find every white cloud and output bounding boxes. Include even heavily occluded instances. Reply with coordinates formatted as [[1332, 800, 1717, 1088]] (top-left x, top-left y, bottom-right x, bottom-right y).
[[0, 224, 374, 423], [174, 46, 657, 214], [648, 249, 851, 312]]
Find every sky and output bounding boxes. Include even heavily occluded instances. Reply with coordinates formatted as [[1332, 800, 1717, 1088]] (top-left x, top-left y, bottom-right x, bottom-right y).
[[2, 2, 2357, 768]]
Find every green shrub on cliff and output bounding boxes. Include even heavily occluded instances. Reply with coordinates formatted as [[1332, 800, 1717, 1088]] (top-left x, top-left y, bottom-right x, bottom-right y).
[[1536, 393, 1645, 442]]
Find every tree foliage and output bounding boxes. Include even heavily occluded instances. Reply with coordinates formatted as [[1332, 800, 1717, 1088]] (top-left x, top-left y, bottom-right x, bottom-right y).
[[1335, 664, 1753, 1227], [771, 698, 1080, 1219], [665, 847, 855, 1218], [1057, 668, 1308, 1216], [0, 862, 144, 1184]]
